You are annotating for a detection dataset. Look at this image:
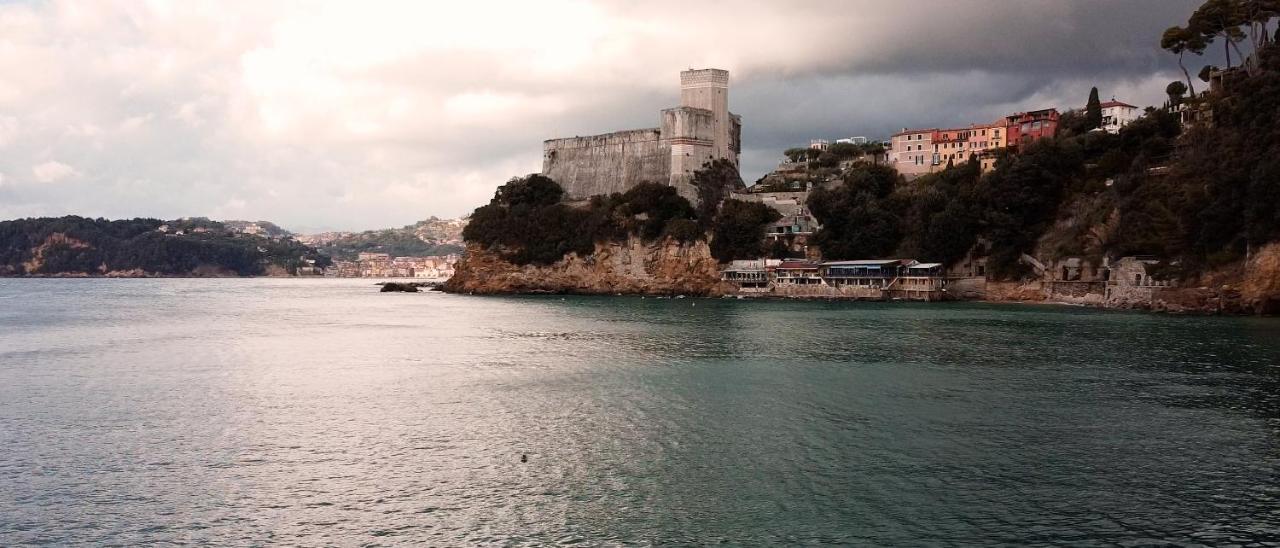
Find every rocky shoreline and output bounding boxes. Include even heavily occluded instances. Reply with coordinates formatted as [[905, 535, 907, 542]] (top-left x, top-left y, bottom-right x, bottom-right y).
[[444, 239, 1280, 316], [442, 237, 729, 297]]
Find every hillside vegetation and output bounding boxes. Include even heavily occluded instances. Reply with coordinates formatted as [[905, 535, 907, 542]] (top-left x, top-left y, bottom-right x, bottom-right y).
[[462, 161, 779, 265], [0, 216, 330, 276], [310, 217, 465, 260], [810, 32, 1279, 279]]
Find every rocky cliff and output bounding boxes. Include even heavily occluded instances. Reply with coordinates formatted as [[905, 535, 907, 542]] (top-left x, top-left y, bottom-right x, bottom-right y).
[[973, 244, 1280, 315], [443, 237, 729, 296]]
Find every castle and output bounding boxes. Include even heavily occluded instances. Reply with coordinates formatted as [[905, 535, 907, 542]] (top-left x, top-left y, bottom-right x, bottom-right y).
[[542, 68, 741, 202]]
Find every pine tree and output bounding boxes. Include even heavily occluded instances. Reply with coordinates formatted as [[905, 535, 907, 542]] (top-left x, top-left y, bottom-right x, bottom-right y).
[[1086, 87, 1103, 129]]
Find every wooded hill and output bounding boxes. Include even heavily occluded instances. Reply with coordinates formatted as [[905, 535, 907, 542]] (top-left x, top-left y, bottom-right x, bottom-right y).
[[811, 2, 1280, 279], [0, 216, 331, 276]]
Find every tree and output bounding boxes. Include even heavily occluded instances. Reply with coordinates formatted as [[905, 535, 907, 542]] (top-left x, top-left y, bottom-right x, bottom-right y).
[[617, 182, 696, 241], [709, 200, 780, 262], [1086, 87, 1104, 129], [806, 164, 906, 260], [1199, 64, 1217, 82], [827, 142, 860, 159], [1166, 80, 1189, 106], [1240, 0, 1280, 72], [1163, 26, 1208, 96], [690, 158, 745, 225], [1191, 0, 1249, 69], [490, 174, 564, 207]]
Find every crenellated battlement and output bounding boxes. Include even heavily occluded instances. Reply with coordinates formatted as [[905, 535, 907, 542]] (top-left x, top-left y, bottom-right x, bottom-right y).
[[680, 68, 729, 88]]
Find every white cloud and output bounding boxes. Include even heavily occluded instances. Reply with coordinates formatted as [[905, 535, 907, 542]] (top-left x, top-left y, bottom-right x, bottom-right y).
[[64, 123, 104, 138], [173, 100, 207, 127], [117, 113, 155, 132], [0, 117, 16, 148], [32, 161, 80, 183]]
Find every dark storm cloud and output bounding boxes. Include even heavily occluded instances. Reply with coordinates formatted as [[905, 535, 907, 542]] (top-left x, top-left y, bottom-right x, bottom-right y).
[[0, 0, 1216, 230]]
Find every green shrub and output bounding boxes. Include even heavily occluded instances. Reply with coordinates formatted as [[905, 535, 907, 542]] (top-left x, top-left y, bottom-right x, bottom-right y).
[[710, 200, 780, 262]]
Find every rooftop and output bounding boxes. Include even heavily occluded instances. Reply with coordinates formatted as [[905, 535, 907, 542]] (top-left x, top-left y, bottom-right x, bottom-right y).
[[1100, 100, 1137, 109], [821, 259, 903, 267], [777, 260, 819, 269], [892, 128, 939, 137]]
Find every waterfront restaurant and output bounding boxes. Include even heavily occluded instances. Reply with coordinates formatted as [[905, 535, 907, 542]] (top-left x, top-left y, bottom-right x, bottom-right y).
[[898, 262, 947, 296], [720, 259, 777, 292], [773, 260, 822, 285], [819, 260, 906, 287]]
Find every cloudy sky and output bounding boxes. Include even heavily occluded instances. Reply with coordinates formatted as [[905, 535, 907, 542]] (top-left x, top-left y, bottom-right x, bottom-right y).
[[0, 0, 1210, 232]]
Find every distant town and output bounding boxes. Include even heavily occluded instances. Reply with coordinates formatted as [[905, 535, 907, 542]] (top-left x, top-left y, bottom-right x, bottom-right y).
[[330, 252, 459, 279], [195, 217, 465, 278]]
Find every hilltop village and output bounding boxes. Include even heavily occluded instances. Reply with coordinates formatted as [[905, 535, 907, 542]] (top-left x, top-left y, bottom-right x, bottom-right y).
[[716, 96, 1155, 304], [449, 11, 1280, 316]]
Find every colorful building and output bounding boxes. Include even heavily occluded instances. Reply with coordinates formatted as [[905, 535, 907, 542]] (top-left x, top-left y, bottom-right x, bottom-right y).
[[931, 127, 974, 167], [964, 121, 1007, 172], [1005, 108, 1059, 147], [889, 128, 936, 178]]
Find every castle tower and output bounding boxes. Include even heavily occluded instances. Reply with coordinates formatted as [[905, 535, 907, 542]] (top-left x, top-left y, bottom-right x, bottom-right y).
[[679, 68, 732, 163], [663, 68, 740, 200]]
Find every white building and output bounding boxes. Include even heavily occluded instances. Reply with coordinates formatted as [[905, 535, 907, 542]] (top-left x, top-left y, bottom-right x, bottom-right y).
[[836, 136, 869, 145], [1099, 100, 1140, 134]]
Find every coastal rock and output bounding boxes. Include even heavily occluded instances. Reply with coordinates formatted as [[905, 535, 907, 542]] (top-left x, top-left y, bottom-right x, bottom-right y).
[[443, 237, 729, 296], [380, 282, 420, 293], [1242, 243, 1280, 315]]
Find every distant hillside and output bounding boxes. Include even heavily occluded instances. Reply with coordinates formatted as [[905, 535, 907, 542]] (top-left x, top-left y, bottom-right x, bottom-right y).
[[220, 219, 293, 239], [302, 217, 466, 260], [0, 216, 330, 276]]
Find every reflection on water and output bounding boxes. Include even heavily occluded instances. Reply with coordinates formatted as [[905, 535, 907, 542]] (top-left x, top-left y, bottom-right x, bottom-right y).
[[1, 279, 1279, 545]]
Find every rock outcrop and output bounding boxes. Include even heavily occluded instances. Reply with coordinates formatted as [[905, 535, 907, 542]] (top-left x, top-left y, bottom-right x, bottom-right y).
[[443, 237, 729, 296], [380, 282, 421, 293], [1242, 243, 1280, 315]]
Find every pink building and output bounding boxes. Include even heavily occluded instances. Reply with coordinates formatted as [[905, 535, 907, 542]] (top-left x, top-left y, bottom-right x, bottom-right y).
[[889, 128, 936, 178]]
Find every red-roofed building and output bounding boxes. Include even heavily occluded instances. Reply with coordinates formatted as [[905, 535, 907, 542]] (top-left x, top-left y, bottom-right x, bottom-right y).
[[1098, 100, 1140, 133]]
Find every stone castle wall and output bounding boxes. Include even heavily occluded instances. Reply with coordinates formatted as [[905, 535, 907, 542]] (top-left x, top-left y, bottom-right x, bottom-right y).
[[543, 129, 671, 200], [541, 68, 738, 203], [662, 106, 717, 201]]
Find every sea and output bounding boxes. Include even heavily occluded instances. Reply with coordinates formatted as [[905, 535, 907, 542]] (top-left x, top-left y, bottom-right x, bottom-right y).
[[1, 278, 1279, 546]]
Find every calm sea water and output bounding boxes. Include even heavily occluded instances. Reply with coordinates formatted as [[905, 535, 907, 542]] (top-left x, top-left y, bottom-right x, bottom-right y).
[[2, 279, 1279, 546]]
